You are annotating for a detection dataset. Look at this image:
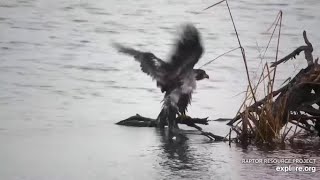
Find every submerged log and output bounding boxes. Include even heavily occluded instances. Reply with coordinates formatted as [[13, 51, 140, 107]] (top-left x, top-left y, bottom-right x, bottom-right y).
[[116, 114, 156, 127], [116, 114, 226, 141], [116, 114, 210, 127]]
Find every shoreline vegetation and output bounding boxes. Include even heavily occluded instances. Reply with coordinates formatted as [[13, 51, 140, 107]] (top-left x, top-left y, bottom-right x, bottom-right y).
[[116, 0, 320, 147], [227, 30, 320, 146]]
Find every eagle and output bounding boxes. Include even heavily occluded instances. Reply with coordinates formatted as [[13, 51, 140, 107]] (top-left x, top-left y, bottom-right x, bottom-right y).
[[113, 23, 209, 132]]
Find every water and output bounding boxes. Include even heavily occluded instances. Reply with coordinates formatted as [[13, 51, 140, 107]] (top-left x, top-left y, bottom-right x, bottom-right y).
[[0, 0, 320, 179]]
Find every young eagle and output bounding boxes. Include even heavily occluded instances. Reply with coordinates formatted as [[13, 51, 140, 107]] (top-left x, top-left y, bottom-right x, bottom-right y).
[[113, 23, 209, 131]]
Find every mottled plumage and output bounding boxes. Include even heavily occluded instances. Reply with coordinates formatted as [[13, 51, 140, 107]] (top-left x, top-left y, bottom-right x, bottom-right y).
[[113, 23, 209, 131]]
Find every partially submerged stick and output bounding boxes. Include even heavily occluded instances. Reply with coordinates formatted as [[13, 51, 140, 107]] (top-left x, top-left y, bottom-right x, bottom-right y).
[[116, 114, 226, 141]]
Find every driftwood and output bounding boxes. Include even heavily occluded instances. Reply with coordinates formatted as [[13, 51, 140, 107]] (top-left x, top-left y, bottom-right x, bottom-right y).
[[116, 114, 226, 141], [271, 31, 314, 67], [228, 31, 320, 144]]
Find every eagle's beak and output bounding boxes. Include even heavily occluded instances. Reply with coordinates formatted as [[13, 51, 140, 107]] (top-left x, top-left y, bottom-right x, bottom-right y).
[[204, 74, 209, 79]]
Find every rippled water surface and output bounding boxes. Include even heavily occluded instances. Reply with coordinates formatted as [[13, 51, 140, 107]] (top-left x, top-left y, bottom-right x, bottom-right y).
[[1, 0, 320, 179]]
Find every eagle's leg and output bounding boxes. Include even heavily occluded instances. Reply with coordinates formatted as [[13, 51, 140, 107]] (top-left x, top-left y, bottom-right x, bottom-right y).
[[167, 106, 179, 133], [156, 108, 166, 129]]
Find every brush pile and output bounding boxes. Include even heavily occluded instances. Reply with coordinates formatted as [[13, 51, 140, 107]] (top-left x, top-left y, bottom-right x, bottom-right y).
[[227, 31, 320, 145]]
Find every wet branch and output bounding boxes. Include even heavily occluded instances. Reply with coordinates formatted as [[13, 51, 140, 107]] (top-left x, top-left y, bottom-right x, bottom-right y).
[[116, 114, 226, 141], [271, 31, 314, 67]]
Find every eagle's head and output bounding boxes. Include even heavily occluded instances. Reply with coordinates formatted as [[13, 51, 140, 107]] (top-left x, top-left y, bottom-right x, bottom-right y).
[[194, 69, 209, 80]]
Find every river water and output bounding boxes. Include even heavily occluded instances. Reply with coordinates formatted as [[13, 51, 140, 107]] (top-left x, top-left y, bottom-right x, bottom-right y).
[[0, 0, 320, 179]]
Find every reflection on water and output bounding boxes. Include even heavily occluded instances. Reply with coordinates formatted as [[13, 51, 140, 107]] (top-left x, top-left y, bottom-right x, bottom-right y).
[[0, 0, 320, 179], [158, 129, 196, 177]]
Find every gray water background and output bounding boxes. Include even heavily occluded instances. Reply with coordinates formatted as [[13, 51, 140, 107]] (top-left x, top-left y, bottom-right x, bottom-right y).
[[1, 0, 320, 179]]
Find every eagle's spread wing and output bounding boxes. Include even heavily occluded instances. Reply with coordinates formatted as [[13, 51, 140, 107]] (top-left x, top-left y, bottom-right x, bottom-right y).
[[113, 24, 203, 97], [112, 43, 167, 83], [168, 24, 203, 76], [161, 24, 204, 117], [112, 43, 141, 57]]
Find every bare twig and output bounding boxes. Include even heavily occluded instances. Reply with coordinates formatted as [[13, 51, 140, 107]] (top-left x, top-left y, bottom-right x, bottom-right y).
[[199, 47, 240, 68], [262, 11, 282, 60], [266, 11, 281, 33], [270, 11, 282, 91], [225, 0, 257, 103], [203, 0, 226, 11], [203, 0, 257, 103]]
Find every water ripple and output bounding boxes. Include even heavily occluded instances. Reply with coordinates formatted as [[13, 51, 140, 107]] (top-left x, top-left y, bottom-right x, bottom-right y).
[[63, 65, 120, 72], [1, 1, 320, 179]]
